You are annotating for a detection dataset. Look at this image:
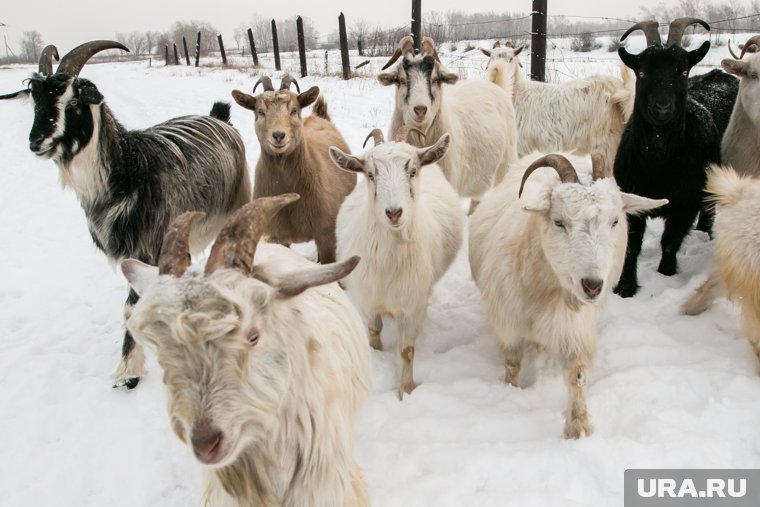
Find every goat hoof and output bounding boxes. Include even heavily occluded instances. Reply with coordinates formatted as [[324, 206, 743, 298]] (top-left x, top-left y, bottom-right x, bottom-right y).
[[398, 381, 418, 399], [613, 281, 638, 298], [657, 260, 677, 277], [563, 416, 593, 439], [113, 377, 140, 390]]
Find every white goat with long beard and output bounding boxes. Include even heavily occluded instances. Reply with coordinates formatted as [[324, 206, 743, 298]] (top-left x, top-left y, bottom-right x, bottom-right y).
[[469, 153, 666, 438], [482, 41, 634, 176], [378, 36, 517, 211], [329, 127, 464, 397], [120, 195, 371, 507]]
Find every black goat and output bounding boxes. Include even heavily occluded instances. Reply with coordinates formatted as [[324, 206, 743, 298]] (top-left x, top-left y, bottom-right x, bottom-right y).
[[613, 18, 738, 298], [1, 40, 251, 388]]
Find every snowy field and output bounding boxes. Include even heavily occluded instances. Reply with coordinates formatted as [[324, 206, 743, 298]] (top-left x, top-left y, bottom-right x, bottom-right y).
[[2, 38, 760, 506]]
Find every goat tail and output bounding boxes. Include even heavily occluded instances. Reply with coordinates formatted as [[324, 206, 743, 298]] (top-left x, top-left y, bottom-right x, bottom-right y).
[[706, 164, 751, 211], [209, 101, 232, 124], [313, 96, 331, 121]]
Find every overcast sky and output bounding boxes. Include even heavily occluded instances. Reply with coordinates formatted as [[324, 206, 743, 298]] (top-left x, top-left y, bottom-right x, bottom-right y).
[[0, 0, 741, 54]]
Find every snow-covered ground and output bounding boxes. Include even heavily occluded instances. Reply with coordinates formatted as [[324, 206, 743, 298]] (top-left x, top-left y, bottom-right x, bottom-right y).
[[2, 39, 760, 506]]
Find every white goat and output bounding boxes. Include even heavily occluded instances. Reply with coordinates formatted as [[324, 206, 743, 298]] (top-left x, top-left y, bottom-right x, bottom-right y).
[[329, 127, 464, 397], [378, 36, 517, 212], [482, 41, 635, 176], [469, 153, 666, 438], [121, 195, 371, 507]]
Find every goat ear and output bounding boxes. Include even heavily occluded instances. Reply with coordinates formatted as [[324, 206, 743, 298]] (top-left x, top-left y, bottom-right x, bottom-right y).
[[621, 193, 668, 215], [480, 49, 492, 57], [721, 58, 749, 77], [440, 71, 459, 84], [377, 68, 399, 86], [688, 41, 710, 68], [121, 259, 159, 296], [78, 82, 103, 105], [514, 46, 524, 56], [417, 133, 450, 166], [618, 47, 639, 71], [297, 86, 320, 108], [329, 146, 365, 173], [272, 256, 360, 299], [231, 90, 257, 110]]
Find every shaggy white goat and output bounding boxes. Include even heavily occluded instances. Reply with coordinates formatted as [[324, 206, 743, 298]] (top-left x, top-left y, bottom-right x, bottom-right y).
[[329, 127, 464, 397], [482, 41, 634, 176], [121, 195, 371, 507], [469, 153, 666, 438], [379, 36, 517, 212]]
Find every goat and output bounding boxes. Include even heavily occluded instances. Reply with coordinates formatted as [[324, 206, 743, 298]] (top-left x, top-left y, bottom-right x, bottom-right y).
[[231, 75, 356, 263], [469, 153, 666, 438], [378, 36, 517, 212], [329, 127, 464, 397], [482, 40, 635, 176], [120, 194, 370, 507], [613, 18, 738, 298], [1, 40, 251, 389]]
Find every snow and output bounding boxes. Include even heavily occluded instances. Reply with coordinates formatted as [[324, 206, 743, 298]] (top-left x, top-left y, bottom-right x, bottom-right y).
[[2, 41, 760, 506]]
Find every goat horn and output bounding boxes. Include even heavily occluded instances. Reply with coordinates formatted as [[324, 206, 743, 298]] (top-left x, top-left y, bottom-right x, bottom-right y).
[[728, 41, 742, 59], [590, 154, 606, 181], [381, 35, 414, 71], [280, 75, 300, 93], [158, 212, 206, 277], [205, 194, 300, 276], [666, 17, 710, 47], [253, 76, 274, 93], [621, 20, 662, 47], [38, 45, 59, 76], [493, 41, 502, 49], [56, 40, 129, 77], [393, 125, 426, 143], [363, 128, 385, 148], [739, 35, 760, 59], [518, 154, 580, 198], [421, 37, 441, 63]]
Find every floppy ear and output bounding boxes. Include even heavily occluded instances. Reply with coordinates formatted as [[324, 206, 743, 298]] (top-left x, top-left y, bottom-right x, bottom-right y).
[[618, 47, 640, 71], [521, 189, 552, 213], [440, 71, 459, 84], [79, 82, 104, 105], [231, 90, 257, 110], [480, 49, 492, 57], [417, 133, 451, 166], [121, 259, 159, 296], [0, 89, 30, 100], [721, 58, 749, 77], [297, 86, 320, 108], [688, 41, 710, 68], [621, 193, 669, 215], [329, 146, 365, 173], [377, 67, 399, 86]]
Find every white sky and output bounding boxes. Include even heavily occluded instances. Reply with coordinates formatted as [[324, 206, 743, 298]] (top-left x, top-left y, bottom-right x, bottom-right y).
[[0, 0, 745, 55]]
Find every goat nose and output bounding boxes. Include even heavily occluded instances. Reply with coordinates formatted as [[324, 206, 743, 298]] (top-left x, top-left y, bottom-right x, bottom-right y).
[[385, 207, 403, 225], [413, 106, 427, 118], [191, 422, 223, 463], [581, 277, 604, 299], [29, 135, 45, 151], [272, 131, 286, 143]]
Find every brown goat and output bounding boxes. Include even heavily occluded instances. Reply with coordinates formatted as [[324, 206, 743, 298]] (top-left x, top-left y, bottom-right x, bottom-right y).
[[232, 76, 356, 263]]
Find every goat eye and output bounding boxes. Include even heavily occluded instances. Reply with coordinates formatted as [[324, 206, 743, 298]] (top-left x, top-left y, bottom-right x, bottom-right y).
[[752, 73, 759, 80], [247, 329, 260, 346], [69, 99, 79, 107], [290, 108, 297, 115], [612, 219, 619, 228], [638, 71, 645, 78], [409, 169, 417, 178], [257, 109, 265, 117], [554, 220, 566, 229], [367, 173, 375, 181], [682, 70, 688, 77]]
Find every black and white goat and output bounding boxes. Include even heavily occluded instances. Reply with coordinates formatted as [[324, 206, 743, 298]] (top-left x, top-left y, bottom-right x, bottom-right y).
[[1, 40, 251, 388], [613, 19, 738, 297]]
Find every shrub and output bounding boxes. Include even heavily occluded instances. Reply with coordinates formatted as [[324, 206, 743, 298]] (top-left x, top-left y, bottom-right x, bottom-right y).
[[571, 32, 602, 53]]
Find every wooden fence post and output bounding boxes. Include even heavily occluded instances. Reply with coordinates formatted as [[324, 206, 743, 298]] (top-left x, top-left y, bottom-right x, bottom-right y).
[[247, 28, 259, 66], [339, 12, 350, 79], [411, 0, 422, 54], [358, 35, 363, 56], [272, 20, 281, 71], [173, 43, 179, 65], [182, 36, 190, 65], [164, 45, 169, 66], [297, 16, 308, 77], [531, 0, 547, 82], [195, 32, 201, 67], [217, 34, 227, 65]]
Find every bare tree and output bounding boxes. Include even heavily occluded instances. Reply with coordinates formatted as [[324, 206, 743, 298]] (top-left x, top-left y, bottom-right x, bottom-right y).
[[19, 30, 43, 63], [144, 31, 161, 56], [249, 15, 270, 53], [169, 20, 219, 56], [233, 24, 246, 49]]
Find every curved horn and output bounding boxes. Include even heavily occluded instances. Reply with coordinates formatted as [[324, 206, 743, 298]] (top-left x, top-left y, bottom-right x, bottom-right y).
[[279, 75, 300, 93], [363, 128, 385, 148], [38, 45, 59, 75], [381, 35, 414, 71], [253, 76, 274, 93], [590, 154, 606, 181], [158, 212, 206, 277], [493, 41, 502, 49], [393, 125, 426, 143], [205, 194, 300, 276], [56, 40, 129, 77], [739, 35, 760, 59], [421, 37, 441, 63], [666, 17, 710, 47], [621, 20, 662, 47], [518, 154, 580, 198], [728, 41, 741, 60]]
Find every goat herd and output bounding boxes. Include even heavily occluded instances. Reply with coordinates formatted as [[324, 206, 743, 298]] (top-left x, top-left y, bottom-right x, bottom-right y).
[[2, 15, 760, 506]]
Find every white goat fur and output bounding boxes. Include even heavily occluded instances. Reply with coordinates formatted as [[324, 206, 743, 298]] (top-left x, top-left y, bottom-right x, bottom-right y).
[[330, 134, 464, 396], [485, 46, 634, 176], [123, 244, 371, 507], [469, 153, 666, 438]]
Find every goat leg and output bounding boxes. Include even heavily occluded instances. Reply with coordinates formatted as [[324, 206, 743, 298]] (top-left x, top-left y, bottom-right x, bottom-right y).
[[368, 314, 383, 351], [503, 343, 524, 387], [397, 313, 422, 398], [113, 288, 146, 389], [614, 215, 646, 297], [658, 207, 700, 276], [563, 363, 593, 439]]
